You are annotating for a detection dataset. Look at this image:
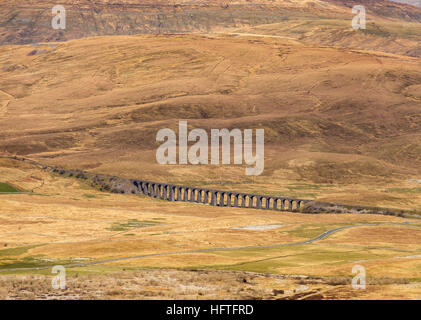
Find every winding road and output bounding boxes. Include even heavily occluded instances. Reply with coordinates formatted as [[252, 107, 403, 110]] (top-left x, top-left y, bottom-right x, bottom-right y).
[[0, 222, 417, 273]]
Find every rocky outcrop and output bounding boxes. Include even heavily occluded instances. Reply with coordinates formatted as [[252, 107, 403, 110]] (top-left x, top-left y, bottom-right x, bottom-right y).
[[2, 0, 420, 45]]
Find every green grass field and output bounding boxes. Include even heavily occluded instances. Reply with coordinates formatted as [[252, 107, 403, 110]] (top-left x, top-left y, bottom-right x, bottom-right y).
[[0, 182, 19, 193]]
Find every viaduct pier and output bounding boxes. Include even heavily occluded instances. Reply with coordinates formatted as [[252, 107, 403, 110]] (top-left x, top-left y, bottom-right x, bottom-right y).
[[131, 179, 309, 211]]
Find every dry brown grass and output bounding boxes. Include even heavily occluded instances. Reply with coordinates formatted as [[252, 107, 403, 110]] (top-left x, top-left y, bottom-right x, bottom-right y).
[[0, 270, 294, 300], [0, 161, 421, 300], [1, 8, 421, 299], [1, 33, 421, 209], [1, 269, 419, 300], [323, 225, 421, 245]]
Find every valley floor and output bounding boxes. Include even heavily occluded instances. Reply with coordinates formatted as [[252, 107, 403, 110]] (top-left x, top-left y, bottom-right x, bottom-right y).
[[1, 158, 421, 299]]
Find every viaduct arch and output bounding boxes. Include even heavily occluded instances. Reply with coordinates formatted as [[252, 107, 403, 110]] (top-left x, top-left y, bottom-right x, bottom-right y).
[[131, 180, 309, 212]]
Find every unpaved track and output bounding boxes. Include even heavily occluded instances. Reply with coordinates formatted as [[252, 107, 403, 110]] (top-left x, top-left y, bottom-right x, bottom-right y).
[[0, 89, 13, 117], [0, 222, 416, 273], [215, 32, 302, 44]]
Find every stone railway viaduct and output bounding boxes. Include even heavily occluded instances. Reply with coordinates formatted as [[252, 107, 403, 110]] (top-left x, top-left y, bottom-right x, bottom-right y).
[[0, 156, 410, 216], [131, 179, 309, 211], [1, 155, 309, 212]]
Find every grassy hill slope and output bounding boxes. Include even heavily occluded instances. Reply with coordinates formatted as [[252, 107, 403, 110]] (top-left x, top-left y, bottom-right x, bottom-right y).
[[1, 34, 421, 209]]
